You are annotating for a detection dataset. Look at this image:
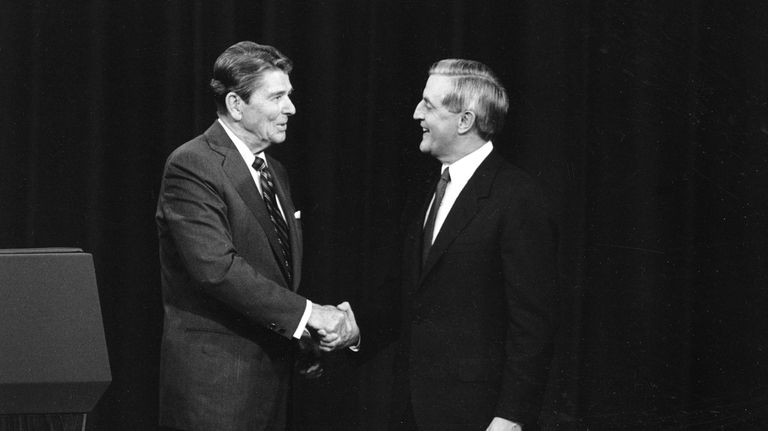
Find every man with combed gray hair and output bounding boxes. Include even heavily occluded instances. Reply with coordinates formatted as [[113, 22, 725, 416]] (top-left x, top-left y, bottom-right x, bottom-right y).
[[364, 58, 557, 431]]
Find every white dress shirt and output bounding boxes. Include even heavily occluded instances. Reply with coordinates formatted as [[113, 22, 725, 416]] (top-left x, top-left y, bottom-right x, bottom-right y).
[[425, 141, 494, 244], [219, 119, 312, 339]]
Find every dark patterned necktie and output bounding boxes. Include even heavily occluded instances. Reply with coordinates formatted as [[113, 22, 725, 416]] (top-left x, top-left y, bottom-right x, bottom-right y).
[[252, 157, 292, 284], [422, 167, 451, 265]]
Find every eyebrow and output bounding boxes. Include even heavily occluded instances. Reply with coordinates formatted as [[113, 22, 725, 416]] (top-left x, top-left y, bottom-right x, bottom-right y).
[[268, 87, 293, 97]]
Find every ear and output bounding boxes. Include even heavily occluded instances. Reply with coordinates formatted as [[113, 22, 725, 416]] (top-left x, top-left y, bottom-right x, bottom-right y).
[[457, 110, 476, 135], [225, 92, 243, 121]]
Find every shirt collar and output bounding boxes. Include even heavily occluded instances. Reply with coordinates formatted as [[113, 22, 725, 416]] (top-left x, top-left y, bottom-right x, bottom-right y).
[[218, 118, 267, 167], [442, 141, 494, 183]]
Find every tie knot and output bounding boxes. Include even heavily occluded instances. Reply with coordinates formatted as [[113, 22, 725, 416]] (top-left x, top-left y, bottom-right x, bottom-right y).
[[440, 167, 451, 183], [252, 157, 266, 171]]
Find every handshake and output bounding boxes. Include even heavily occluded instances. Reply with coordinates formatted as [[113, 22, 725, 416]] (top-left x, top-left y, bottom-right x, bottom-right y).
[[305, 301, 360, 352], [297, 301, 359, 379]]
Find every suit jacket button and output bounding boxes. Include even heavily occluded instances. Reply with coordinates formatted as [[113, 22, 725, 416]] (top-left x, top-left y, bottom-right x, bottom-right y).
[[268, 323, 277, 330]]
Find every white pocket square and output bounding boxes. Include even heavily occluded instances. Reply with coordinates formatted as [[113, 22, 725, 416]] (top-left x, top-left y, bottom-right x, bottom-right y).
[[294, 211, 301, 220]]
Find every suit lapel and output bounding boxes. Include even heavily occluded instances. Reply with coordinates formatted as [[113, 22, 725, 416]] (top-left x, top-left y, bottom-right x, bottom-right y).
[[419, 151, 503, 283], [204, 121, 292, 287]]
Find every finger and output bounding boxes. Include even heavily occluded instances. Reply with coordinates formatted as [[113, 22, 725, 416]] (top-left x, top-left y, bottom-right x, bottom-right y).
[[320, 337, 345, 350], [320, 332, 339, 342], [320, 339, 341, 349], [337, 302, 355, 322], [305, 365, 323, 379], [299, 363, 324, 378]]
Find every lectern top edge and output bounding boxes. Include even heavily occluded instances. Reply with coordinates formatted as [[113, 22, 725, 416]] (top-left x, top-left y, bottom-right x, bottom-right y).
[[0, 248, 84, 255]]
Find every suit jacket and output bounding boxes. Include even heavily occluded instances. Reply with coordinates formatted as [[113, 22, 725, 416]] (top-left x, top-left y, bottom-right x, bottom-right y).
[[395, 150, 557, 431], [156, 120, 306, 431]]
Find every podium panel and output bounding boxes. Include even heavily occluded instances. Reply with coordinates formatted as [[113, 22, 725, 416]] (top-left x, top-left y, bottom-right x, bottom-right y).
[[0, 249, 111, 414]]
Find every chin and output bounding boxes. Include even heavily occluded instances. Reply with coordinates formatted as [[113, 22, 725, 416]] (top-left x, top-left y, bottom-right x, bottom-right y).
[[419, 140, 431, 154]]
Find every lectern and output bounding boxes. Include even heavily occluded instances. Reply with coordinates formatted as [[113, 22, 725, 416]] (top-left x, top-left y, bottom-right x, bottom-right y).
[[0, 249, 111, 431]]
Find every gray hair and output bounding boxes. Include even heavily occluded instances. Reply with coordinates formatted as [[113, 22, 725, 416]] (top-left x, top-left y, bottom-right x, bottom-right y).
[[429, 59, 509, 141]]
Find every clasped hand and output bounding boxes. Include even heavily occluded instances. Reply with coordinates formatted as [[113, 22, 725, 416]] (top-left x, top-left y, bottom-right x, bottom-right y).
[[306, 301, 359, 352]]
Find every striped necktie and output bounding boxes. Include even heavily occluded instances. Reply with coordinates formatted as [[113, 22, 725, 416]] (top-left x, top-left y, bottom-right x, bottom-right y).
[[252, 157, 292, 284]]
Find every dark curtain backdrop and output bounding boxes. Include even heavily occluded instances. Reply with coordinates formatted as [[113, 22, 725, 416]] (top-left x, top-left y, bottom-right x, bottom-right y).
[[2, 1, 767, 430]]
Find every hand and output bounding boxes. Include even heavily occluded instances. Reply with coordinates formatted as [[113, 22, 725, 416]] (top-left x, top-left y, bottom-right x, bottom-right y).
[[306, 302, 360, 352], [486, 417, 522, 431], [307, 303, 346, 346], [335, 301, 360, 350]]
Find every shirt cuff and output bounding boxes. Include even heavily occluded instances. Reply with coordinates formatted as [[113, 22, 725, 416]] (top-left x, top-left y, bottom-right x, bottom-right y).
[[349, 335, 361, 352], [292, 300, 313, 339], [492, 417, 522, 430]]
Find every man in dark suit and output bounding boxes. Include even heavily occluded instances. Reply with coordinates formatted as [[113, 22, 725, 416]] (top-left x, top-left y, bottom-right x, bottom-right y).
[[156, 41, 358, 431], [378, 59, 558, 431]]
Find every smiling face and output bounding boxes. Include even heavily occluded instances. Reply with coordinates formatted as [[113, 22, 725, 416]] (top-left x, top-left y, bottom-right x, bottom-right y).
[[236, 69, 296, 151], [412, 74, 463, 163]]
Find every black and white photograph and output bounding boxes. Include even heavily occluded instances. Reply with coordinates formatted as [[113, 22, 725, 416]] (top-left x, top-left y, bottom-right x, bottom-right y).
[[1, 1, 767, 430]]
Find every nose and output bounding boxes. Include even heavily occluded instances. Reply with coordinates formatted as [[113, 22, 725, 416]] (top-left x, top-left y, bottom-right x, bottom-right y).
[[413, 100, 424, 120], [284, 96, 296, 115]]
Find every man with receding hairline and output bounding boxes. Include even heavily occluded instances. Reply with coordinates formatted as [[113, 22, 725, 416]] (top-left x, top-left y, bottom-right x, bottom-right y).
[[363, 59, 557, 431], [156, 41, 359, 431]]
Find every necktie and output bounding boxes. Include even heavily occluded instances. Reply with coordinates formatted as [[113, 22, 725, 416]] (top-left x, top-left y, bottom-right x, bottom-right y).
[[422, 167, 451, 265], [252, 157, 292, 284]]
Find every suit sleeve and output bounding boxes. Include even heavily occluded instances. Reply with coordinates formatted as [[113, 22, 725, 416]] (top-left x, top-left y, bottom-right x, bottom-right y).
[[495, 185, 558, 426], [158, 150, 307, 338]]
